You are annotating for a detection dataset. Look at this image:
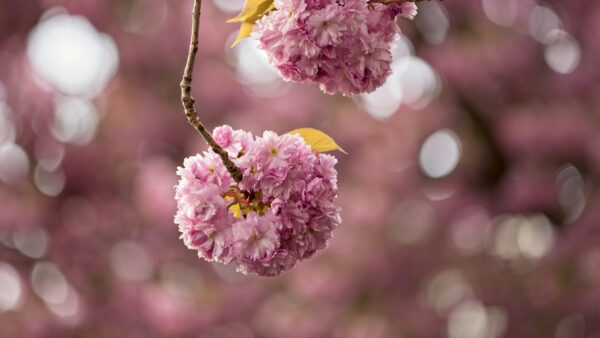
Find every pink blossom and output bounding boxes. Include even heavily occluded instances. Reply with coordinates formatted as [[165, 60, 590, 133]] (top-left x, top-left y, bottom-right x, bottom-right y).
[[306, 5, 346, 46], [275, 0, 307, 14], [251, 0, 417, 96], [213, 125, 253, 156], [233, 213, 280, 261], [175, 126, 341, 276], [181, 185, 222, 222]]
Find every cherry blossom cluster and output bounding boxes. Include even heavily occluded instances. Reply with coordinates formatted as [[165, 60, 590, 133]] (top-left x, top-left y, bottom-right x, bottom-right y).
[[251, 0, 417, 96], [175, 126, 341, 276]]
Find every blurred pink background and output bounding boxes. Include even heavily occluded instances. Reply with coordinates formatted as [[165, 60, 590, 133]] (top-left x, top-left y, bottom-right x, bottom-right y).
[[1, 0, 600, 337]]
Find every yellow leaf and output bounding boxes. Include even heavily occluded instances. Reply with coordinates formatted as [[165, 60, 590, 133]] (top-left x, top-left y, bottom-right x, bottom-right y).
[[287, 128, 347, 154], [227, 0, 274, 47], [230, 203, 242, 218], [230, 21, 254, 47], [225, 196, 242, 218], [227, 0, 273, 22]]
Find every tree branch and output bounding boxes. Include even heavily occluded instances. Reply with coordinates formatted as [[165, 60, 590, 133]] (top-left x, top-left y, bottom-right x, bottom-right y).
[[456, 95, 508, 188], [180, 0, 243, 183]]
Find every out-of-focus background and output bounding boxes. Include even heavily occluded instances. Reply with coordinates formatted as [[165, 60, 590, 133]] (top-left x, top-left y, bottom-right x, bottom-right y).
[[0, 0, 599, 337]]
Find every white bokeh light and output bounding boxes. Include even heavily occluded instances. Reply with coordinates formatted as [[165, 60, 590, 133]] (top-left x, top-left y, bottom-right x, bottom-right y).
[[227, 32, 289, 98], [34, 164, 66, 197], [13, 227, 48, 259], [415, 1, 449, 44], [491, 214, 555, 260], [557, 165, 586, 223], [35, 142, 65, 172], [419, 129, 462, 178], [360, 36, 440, 118], [31, 262, 81, 321], [391, 35, 414, 61], [0, 143, 30, 185], [360, 72, 403, 120], [395, 56, 440, 109], [0, 102, 16, 146], [544, 30, 581, 74], [448, 301, 488, 338], [27, 8, 119, 97], [47, 286, 80, 319], [360, 36, 413, 119], [0, 229, 15, 249], [51, 96, 100, 145], [482, 0, 520, 27], [448, 300, 507, 338], [425, 269, 473, 314], [528, 5, 561, 44], [0, 262, 22, 312], [491, 216, 521, 260], [213, 0, 246, 13], [517, 215, 554, 259], [31, 262, 69, 305]]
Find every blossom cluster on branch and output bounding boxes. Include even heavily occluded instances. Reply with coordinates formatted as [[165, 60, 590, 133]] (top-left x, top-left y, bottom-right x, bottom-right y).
[[175, 126, 341, 276], [251, 0, 417, 95]]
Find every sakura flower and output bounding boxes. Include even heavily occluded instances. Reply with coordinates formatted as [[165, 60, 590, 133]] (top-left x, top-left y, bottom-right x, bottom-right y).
[[251, 0, 417, 96], [275, 0, 307, 15], [233, 213, 280, 261], [175, 126, 341, 276], [184, 151, 232, 187], [181, 186, 220, 222], [306, 4, 346, 46]]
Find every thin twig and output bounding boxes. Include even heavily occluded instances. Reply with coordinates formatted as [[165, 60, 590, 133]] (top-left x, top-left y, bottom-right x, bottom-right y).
[[180, 0, 243, 183]]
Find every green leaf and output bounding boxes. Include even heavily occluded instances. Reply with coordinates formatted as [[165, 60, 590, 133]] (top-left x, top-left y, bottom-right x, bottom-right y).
[[287, 128, 347, 154], [227, 0, 274, 47]]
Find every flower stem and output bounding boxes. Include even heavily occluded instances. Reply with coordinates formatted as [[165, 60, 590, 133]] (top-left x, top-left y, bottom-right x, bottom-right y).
[[180, 0, 243, 183]]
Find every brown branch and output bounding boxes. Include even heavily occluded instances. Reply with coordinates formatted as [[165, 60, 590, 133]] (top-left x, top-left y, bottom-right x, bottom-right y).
[[180, 0, 243, 183]]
